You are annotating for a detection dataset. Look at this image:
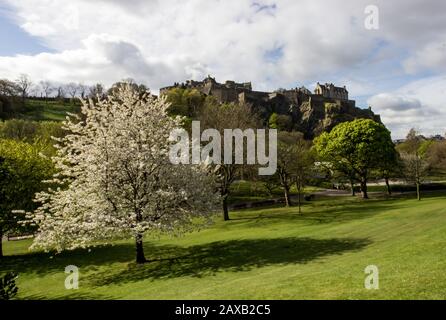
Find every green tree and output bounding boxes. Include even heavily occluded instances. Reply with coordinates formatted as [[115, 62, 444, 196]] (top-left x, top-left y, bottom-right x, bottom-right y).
[[165, 87, 205, 118], [0, 79, 20, 118], [269, 113, 278, 129], [268, 113, 293, 131], [0, 139, 54, 257], [314, 119, 395, 199], [397, 129, 430, 200]]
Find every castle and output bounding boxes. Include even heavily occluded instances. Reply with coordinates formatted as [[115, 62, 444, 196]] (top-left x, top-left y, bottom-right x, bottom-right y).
[[160, 76, 380, 138]]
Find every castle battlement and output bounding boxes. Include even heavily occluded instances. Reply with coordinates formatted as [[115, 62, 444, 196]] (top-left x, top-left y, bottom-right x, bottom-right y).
[[160, 76, 379, 138], [160, 76, 349, 103]]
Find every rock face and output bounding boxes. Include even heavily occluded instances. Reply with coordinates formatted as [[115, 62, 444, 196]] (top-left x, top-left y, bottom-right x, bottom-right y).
[[296, 97, 381, 138], [160, 76, 381, 139]]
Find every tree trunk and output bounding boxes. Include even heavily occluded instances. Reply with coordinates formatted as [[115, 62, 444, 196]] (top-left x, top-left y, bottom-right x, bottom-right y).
[[222, 196, 230, 221], [350, 179, 356, 196], [135, 233, 146, 264], [0, 230, 3, 258], [360, 178, 369, 199], [385, 177, 392, 195], [297, 190, 302, 214], [416, 182, 421, 201], [284, 186, 292, 207]]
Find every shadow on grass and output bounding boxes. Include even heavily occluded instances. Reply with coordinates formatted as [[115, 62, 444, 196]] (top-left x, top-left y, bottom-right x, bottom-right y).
[[1, 237, 371, 289], [229, 195, 427, 225], [0, 243, 134, 275], [229, 203, 390, 224], [18, 292, 114, 300], [89, 237, 371, 286]]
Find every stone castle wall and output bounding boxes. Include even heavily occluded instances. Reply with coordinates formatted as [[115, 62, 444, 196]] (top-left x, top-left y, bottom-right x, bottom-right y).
[[160, 76, 381, 138]]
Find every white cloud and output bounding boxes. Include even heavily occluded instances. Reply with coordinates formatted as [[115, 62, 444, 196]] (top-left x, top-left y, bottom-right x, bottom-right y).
[[3, 0, 446, 86], [1, 0, 446, 136], [0, 34, 192, 88], [368, 76, 446, 138], [2, 0, 446, 89], [368, 94, 422, 112], [0, 0, 380, 90], [403, 41, 446, 74]]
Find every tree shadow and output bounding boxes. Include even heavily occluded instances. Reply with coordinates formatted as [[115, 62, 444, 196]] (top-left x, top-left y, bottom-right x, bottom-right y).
[[0, 243, 135, 276], [229, 197, 417, 225], [290, 203, 394, 224], [89, 237, 371, 286], [17, 292, 114, 300]]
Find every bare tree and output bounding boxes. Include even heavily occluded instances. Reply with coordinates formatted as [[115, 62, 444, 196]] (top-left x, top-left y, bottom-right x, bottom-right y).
[[88, 83, 105, 99], [276, 132, 297, 207], [65, 82, 79, 101], [401, 153, 428, 201], [398, 129, 429, 200], [78, 83, 87, 99], [199, 101, 261, 221], [426, 140, 446, 170], [39, 81, 54, 100], [0, 79, 19, 97], [292, 136, 314, 213], [56, 86, 65, 99], [15, 74, 32, 102]]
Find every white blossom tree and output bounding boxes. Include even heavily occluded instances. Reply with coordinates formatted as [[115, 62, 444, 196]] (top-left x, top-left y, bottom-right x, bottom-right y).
[[26, 84, 219, 263]]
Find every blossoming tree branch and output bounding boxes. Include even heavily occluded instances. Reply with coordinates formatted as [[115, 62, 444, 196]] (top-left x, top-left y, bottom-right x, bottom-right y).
[[25, 84, 220, 263]]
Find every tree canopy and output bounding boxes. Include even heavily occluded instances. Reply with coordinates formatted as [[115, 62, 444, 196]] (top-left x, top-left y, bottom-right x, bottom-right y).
[[314, 119, 396, 199], [0, 139, 54, 257]]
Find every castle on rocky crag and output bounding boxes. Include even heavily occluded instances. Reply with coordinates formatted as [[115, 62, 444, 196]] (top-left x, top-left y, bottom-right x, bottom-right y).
[[160, 76, 381, 138]]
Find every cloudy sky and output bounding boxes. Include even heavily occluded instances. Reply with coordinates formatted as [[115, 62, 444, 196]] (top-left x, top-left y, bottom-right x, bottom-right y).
[[0, 0, 445, 138]]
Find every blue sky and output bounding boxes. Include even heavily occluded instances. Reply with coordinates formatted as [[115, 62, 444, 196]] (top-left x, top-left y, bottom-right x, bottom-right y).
[[0, 0, 445, 138], [0, 7, 50, 55]]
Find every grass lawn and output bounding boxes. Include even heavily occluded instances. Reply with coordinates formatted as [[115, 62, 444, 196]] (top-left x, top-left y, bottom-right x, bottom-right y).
[[22, 99, 81, 121], [2, 193, 446, 300], [228, 180, 323, 204]]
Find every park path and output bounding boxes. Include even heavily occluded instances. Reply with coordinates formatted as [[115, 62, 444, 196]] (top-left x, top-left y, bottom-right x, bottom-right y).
[[229, 188, 446, 210], [229, 188, 350, 210]]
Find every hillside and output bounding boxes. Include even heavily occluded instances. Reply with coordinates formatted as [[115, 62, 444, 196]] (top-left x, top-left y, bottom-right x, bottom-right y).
[[0, 98, 81, 122]]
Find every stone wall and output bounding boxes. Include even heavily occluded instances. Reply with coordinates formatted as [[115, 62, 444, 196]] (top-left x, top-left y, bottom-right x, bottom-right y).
[[160, 77, 381, 138]]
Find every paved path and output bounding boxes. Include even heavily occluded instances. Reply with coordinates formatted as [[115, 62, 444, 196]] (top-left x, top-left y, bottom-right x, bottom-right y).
[[229, 188, 446, 210], [229, 189, 349, 209]]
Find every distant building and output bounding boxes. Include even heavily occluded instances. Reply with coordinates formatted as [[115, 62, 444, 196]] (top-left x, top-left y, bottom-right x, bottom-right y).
[[314, 82, 348, 100], [160, 75, 252, 104], [430, 134, 445, 141], [393, 139, 406, 144]]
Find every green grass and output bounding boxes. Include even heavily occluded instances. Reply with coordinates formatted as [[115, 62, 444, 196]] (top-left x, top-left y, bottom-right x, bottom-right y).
[[21, 99, 81, 121], [2, 193, 446, 300], [228, 180, 323, 204]]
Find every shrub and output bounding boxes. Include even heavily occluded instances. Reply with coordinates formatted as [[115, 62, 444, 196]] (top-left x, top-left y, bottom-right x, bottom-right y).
[[0, 272, 18, 300]]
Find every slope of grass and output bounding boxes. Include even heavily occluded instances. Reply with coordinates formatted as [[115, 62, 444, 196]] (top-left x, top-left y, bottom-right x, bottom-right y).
[[22, 99, 80, 121], [2, 194, 446, 300]]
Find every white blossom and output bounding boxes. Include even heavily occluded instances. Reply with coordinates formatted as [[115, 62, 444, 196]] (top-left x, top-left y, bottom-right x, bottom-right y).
[[26, 83, 220, 257]]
